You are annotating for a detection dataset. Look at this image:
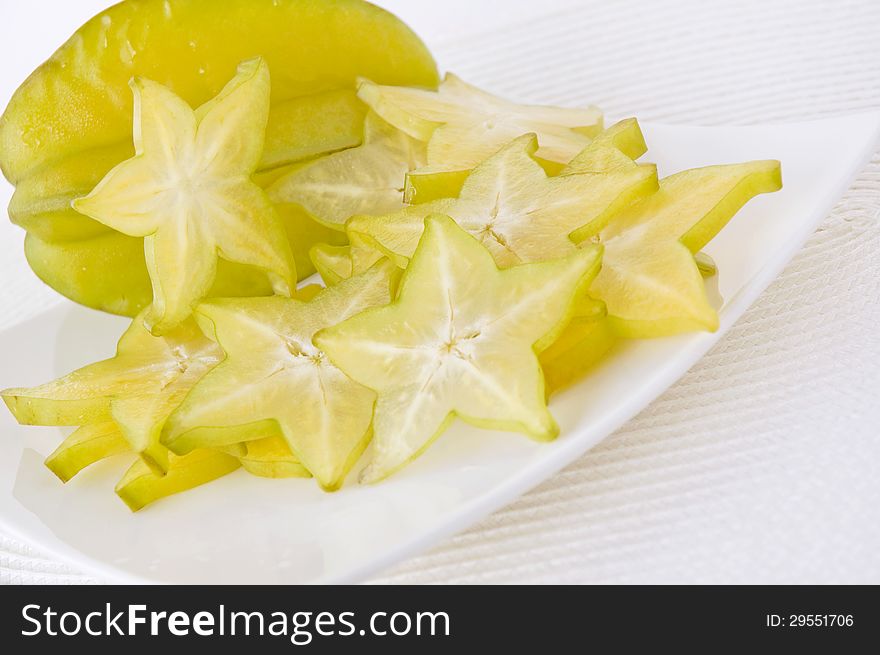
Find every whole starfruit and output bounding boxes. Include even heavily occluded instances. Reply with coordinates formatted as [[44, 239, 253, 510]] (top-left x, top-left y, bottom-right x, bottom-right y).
[[0, 0, 439, 316]]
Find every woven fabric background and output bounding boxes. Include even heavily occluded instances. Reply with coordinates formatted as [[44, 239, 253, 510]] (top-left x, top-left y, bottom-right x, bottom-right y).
[[1, 0, 878, 584]]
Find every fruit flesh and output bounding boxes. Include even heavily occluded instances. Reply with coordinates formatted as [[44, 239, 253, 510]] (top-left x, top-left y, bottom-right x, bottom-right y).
[[315, 215, 602, 483], [237, 436, 311, 479], [358, 73, 602, 169], [268, 112, 425, 230], [164, 260, 400, 490], [310, 243, 354, 286], [72, 58, 296, 334]]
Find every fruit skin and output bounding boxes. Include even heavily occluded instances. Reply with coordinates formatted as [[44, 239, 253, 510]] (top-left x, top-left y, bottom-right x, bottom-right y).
[[45, 422, 129, 483], [115, 448, 241, 512], [540, 316, 616, 396], [1, 0, 439, 314], [25, 231, 277, 318]]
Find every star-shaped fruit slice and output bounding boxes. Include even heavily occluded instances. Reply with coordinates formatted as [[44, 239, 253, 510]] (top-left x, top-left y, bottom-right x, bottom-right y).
[[315, 215, 602, 483], [347, 133, 657, 269], [583, 160, 782, 337], [2, 312, 223, 473], [72, 57, 295, 334], [358, 73, 603, 168], [163, 260, 400, 490], [268, 112, 425, 230]]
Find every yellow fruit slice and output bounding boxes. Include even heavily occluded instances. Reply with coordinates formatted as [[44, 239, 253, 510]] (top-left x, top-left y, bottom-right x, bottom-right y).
[[9, 143, 133, 242], [583, 160, 782, 337], [163, 260, 400, 490], [310, 243, 354, 286], [564, 117, 648, 171], [237, 436, 311, 479], [540, 316, 616, 396], [268, 112, 425, 230], [358, 73, 602, 168], [72, 58, 296, 334], [347, 134, 657, 268], [2, 311, 222, 472], [315, 215, 602, 483], [115, 448, 240, 512], [45, 422, 129, 483], [695, 251, 717, 278], [403, 166, 471, 204]]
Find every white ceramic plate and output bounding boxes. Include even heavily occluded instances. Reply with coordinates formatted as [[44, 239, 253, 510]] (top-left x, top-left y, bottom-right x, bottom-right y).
[[1, 114, 878, 584]]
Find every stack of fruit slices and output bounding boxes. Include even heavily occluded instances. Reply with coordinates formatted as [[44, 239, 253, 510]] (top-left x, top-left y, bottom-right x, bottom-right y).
[[0, 0, 781, 510]]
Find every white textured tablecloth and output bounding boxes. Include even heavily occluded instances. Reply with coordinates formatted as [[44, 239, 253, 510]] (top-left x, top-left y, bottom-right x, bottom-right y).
[[1, 0, 879, 584]]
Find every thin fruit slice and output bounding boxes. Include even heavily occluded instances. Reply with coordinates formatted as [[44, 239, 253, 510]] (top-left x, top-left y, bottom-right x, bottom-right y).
[[274, 203, 348, 280], [268, 112, 425, 230], [163, 261, 400, 490], [2, 311, 222, 472], [540, 317, 616, 396], [564, 117, 648, 170], [72, 58, 296, 334], [315, 215, 602, 483], [314, 232, 387, 286], [347, 134, 657, 268], [404, 166, 470, 204], [310, 243, 354, 286], [45, 422, 129, 483], [358, 73, 602, 168], [115, 449, 240, 512], [237, 436, 311, 479], [582, 160, 782, 337]]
